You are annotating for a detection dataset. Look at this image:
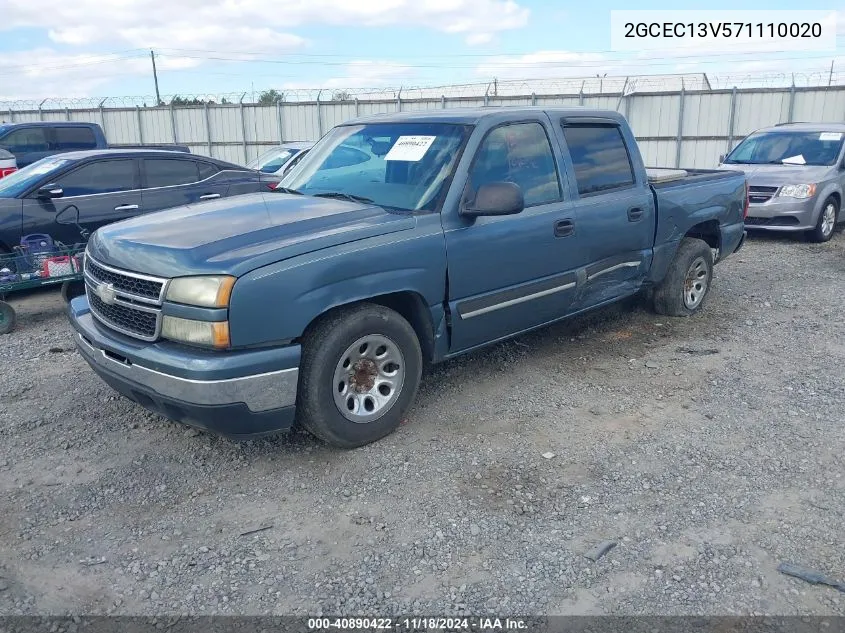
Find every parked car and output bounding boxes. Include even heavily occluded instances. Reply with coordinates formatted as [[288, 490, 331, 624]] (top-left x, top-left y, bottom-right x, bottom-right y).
[[247, 142, 314, 177], [0, 149, 280, 255], [68, 107, 747, 449], [0, 122, 190, 168], [0, 149, 16, 179], [719, 122, 845, 242]]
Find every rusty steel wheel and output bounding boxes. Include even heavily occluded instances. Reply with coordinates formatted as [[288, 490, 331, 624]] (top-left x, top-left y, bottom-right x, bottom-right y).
[[332, 334, 406, 423]]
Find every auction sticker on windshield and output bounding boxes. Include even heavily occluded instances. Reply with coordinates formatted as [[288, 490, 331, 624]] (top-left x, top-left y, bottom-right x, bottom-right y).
[[819, 132, 842, 141], [385, 136, 436, 162]]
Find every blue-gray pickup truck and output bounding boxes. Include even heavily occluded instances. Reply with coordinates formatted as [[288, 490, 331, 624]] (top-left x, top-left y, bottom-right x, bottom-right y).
[[68, 107, 748, 448]]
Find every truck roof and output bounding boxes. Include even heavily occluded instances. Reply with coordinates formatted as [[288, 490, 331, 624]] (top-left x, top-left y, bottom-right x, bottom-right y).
[[0, 121, 100, 129], [344, 106, 625, 126], [766, 122, 845, 132]]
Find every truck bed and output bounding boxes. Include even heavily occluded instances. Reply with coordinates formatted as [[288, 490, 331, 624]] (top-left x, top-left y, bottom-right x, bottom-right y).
[[647, 167, 743, 188]]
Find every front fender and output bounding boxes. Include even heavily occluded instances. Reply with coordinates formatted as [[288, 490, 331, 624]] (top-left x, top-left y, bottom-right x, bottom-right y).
[[813, 182, 843, 219], [227, 215, 447, 347]]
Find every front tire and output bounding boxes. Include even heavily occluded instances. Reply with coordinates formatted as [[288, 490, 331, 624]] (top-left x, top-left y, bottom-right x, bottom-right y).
[[297, 303, 423, 449], [652, 237, 714, 317], [808, 196, 838, 243], [61, 280, 86, 303]]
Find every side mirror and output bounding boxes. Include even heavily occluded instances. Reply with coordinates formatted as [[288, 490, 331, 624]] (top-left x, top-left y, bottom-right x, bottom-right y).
[[718, 154, 725, 164], [36, 184, 63, 199], [461, 182, 524, 218]]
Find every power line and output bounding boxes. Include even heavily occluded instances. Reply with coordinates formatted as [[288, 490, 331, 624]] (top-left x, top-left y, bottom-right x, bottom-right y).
[[155, 51, 845, 70]]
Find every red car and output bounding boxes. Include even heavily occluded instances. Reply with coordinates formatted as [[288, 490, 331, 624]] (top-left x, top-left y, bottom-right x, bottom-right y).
[[0, 149, 16, 179]]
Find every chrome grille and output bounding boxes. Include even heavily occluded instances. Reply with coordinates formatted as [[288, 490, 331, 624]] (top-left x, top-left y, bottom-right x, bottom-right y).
[[748, 186, 778, 204], [87, 288, 159, 339], [85, 258, 164, 302], [84, 254, 168, 342]]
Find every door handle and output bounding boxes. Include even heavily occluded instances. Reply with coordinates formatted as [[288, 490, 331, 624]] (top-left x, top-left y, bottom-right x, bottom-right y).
[[628, 207, 644, 221], [554, 219, 574, 237], [199, 193, 221, 200], [114, 204, 139, 211]]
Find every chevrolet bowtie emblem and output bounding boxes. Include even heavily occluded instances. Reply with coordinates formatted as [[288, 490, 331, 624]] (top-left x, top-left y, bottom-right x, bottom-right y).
[[95, 282, 117, 306]]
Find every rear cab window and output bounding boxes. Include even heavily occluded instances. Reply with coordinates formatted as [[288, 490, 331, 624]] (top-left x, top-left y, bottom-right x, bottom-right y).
[[561, 123, 635, 196], [53, 126, 98, 151]]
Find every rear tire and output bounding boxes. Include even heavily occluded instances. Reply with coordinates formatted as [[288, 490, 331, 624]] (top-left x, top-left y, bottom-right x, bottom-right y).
[[652, 237, 714, 317], [807, 196, 838, 243], [0, 301, 16, 335], [296, 303, 423, 449]]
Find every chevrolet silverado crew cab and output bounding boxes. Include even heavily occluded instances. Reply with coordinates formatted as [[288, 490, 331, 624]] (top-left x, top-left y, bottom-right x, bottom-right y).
[[68, 108, 747, 449]]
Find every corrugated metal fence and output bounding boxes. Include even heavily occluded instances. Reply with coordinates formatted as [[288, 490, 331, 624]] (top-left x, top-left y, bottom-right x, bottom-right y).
[[3, 86, 845, 168]]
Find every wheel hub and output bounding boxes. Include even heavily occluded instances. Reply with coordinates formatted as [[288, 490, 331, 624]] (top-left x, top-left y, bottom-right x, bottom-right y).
[[349, 359, 378, 392]]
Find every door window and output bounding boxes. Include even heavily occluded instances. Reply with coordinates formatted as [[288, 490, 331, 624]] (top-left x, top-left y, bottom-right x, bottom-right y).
[[53, 127, 98, 150], [469, 122, 561, 206], [0, 127, 49, 153], [54, 160, 137, 197], [561, 124, 635, 195], [197, 162, 219, 181], [144, 159, 200, 188]]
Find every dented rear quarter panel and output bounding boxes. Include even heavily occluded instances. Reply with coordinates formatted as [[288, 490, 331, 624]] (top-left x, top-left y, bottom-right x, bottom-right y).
[[648, 169, 747, 284]]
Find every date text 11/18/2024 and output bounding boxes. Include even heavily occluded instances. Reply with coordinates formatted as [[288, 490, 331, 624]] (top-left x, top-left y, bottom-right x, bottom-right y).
[[307, 617, 529, 630]]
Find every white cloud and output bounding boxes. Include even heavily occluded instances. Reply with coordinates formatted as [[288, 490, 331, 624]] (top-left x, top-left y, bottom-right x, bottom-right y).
[[466, 33, 494, 46], [0, 49, 203, 102], [282, 61, 415, 92], [3, 0, 529, 50]]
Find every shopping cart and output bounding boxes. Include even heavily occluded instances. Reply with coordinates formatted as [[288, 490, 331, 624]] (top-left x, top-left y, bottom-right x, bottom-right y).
[[0, 214, 88, 334]]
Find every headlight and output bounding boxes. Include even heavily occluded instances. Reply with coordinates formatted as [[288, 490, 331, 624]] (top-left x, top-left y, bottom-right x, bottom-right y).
[[165, 275, 235, 308], [162, 316, 230, 349], [777, 184, 816, 199]]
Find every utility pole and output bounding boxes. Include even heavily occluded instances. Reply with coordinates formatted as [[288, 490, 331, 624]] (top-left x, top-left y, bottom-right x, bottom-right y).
[[829, 59, 835, 87], [150, 50, 162, 105]]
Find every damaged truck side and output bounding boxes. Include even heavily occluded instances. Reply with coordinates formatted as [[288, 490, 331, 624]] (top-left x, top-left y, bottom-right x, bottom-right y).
[[68, 108, 748, 448]]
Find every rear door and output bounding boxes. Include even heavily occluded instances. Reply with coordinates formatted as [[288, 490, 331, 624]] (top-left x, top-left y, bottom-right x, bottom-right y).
[[555, 118, 655, 309], [0, 126, 51, 167], [140, 157, 229, 212], [443, 117, 582, 353], [21, 158, 141, 244]]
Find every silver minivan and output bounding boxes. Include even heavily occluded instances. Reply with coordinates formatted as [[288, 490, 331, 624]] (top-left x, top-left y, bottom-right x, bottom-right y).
[[719, 123, 845, 242]]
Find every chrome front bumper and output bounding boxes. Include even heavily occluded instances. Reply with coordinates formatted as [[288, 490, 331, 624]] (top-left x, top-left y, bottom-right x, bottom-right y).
[[75, 331, 298, 413]]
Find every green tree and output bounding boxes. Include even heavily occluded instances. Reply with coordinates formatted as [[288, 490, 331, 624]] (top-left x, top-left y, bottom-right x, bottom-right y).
[[169, 95, 208, 106], [258, 89, 285, 105]]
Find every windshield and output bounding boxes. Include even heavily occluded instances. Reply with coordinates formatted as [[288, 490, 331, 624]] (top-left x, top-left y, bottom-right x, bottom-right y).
[[280, 122, 472, 212], [247, 147, 299, 173], [725, 130, 845, 166], [0, 156, 72, 198]]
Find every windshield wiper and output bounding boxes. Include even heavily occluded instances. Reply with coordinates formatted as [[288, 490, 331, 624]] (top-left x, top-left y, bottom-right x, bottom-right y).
[[272, 187, 302, 195], [311, 192, 374, 204]]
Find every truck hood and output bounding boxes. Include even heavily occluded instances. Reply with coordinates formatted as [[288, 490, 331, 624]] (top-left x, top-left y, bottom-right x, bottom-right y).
[[87, 192, 416, 277], [718, 163, 832, 187]]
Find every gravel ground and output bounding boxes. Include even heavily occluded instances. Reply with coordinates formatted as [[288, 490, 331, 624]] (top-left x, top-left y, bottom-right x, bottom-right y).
[[1, 232, 843, 617]]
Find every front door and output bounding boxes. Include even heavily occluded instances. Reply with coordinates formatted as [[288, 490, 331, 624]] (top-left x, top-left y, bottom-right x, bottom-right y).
[[21, 158, 141, 245], [443, 119, 582, 353]]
